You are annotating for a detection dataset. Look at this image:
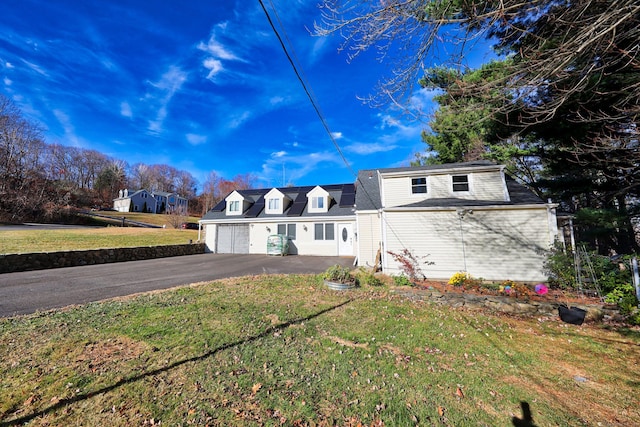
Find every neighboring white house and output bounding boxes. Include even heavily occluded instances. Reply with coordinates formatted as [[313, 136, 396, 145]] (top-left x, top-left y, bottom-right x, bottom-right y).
[[113, 189, 188, 214], [355, 161, 558, 282], [199, 161, 559, 282], [199, 184, 357, 256]]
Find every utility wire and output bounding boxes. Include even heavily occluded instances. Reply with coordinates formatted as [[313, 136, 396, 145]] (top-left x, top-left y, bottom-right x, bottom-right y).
[[258, 0, 356, 179], [259, 0, 417, 271]]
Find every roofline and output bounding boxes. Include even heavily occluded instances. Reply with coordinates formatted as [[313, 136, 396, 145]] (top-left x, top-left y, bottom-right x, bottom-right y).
[[378, 163, 504, 178], [200, 215, 355, 224], [382, 203, 557, 212]]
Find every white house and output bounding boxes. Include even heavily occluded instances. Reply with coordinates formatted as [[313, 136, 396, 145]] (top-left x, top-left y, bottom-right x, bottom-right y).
[[113, 189, 188, 214], [356, 161, 558, 282], [199, 161, 559, 282], [200, 184, 356, 256]]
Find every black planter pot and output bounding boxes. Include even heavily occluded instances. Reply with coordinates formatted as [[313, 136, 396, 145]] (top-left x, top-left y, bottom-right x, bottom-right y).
[[558, 304, 587, 325]]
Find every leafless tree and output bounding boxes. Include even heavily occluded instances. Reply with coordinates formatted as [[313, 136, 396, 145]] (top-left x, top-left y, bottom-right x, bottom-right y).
[[314, 0, 640, 127]]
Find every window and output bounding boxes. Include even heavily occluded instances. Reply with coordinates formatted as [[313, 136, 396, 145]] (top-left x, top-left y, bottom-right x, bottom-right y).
[[312, 196, 324, 210], [229, 200, 240, 212], [314, 223, 334, 240], [411, 177, 427, 194], [452, 175, 469, 192], [268, 198, 280, 210], [277, 224, 296, 240]]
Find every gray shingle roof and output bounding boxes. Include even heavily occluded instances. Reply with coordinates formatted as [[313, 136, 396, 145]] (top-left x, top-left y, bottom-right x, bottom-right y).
[[201, 184, 356, 221], [354, 164, 545, 211]]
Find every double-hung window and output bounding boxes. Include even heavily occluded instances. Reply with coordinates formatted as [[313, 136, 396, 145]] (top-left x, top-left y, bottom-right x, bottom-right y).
[[229, 200, 240, 212], [277, 224, 296, 240], [314, 223, 334, 240], [268, 198, 280, 211], [452, 175, 470, 192], [411, 177, 427, 194]]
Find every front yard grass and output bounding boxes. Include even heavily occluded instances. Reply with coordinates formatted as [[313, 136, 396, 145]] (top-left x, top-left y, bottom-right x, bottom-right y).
[[1, 275, 639, 426], [0, 227, 198, 254]]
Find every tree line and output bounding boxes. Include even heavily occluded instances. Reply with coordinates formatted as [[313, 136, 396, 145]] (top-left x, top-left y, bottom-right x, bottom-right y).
[[0, 94, 253, 223], [316, 0, 639, 256]]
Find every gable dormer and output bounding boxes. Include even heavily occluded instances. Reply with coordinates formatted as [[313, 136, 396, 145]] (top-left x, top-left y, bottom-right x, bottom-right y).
[[264, 188, 291, 215], [306, 186, 331, 214], [225, 190, 251, 216]]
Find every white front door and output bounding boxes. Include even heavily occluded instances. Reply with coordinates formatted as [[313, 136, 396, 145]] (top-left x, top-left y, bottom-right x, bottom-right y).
[[338, 223, 354, 256]]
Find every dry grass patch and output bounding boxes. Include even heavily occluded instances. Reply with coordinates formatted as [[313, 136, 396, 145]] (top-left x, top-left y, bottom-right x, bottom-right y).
[[1, 275, 639, 426]]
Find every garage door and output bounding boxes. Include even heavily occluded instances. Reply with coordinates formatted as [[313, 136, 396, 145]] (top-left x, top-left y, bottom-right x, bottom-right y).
[[216, 225, 250, 254]]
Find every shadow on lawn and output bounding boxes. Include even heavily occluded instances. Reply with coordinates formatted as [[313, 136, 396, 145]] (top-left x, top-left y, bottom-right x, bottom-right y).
[[512, 401, 538, 427], [1, 298, 354, 426]]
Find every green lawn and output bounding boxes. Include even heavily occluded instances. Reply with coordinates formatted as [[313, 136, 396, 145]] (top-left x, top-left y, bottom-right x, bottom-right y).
[[0, 227, 198, 254], [1, 275, 638, 426]]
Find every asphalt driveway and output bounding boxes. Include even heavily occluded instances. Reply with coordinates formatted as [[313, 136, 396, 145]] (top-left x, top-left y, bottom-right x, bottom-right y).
[[0, 254, 355, 317]]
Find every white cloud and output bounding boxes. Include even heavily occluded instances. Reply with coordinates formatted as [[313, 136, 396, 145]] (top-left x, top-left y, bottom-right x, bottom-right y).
[[271, 150, 287, 158], [120, 101, 132, 118], [21, 59, 48, 76], [197, 35, 241, 61], [198, 23, 246, 82], [186, 133, 207, 146], [146, 65, 188, 134], [331, 131, 343, 140], [228, 110, 251, 129], [309, 37, 328, 64], [345, 141, 397, 155], [3, 77, 11, 86], [53, 109, 81, 146], [203, 58, 223, 80], [259, 150, 340, 186], [5, 62, 14, 68]]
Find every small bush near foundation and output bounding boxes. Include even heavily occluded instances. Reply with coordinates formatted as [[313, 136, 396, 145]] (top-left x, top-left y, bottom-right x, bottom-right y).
[[355, 268, 383, 287], [392, 275, 413, 287]]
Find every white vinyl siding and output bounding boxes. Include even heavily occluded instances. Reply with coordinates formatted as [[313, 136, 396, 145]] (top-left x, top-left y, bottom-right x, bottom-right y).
[[382, 207, 554, 282], [356, 212, 382, 268], [382, 170, 508, 207]]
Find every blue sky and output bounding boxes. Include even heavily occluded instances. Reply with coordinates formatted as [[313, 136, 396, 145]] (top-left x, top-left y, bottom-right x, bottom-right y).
[[0, 0, 490, 190]]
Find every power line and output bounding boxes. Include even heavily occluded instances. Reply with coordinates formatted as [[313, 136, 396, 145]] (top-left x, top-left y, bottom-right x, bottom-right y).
[[257, 0, 357, 179]]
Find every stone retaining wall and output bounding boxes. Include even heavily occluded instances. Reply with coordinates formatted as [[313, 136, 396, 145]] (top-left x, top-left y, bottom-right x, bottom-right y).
[[392, 287, 618, 322], [0, 243, 206, 274]]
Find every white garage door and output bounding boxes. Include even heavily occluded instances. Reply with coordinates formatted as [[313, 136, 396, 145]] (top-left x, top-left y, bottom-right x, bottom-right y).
[[216, 225, 250, 254]]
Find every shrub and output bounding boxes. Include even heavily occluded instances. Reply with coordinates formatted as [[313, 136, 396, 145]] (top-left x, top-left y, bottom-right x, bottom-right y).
[[355, 268, 383, 287], [322, 265, 355, 284], [392, 275, 413, 287], [387, 249, 434, 281]]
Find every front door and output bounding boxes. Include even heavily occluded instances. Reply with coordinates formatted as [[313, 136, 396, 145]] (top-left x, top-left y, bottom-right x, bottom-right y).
[[338, 223, 354, 256]]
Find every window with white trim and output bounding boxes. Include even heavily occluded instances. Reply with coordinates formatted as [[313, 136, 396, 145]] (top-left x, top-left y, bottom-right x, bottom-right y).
[[228, 200, 240, 212], [268, 198, 280, 211], [277, 224, 296, 240], [411, 177, 427, 194], [452, 175, 469, 192], [312, 196, 324, 210], [314, 223, 334, 240]]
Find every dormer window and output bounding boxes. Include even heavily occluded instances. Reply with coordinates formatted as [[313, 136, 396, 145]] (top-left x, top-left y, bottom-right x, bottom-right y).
[[452, 175, 470, 192], [264, 188, 289, 214], [268, 198, 280, 210], [225, 190, 249, 216], [307, 186, 330, 213], [312, 196, 324, 209]]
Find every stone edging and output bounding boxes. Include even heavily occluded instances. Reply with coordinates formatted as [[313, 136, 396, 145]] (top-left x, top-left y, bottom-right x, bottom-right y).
[[391, 287, 619, 322], [0, 243, 206, 274]]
